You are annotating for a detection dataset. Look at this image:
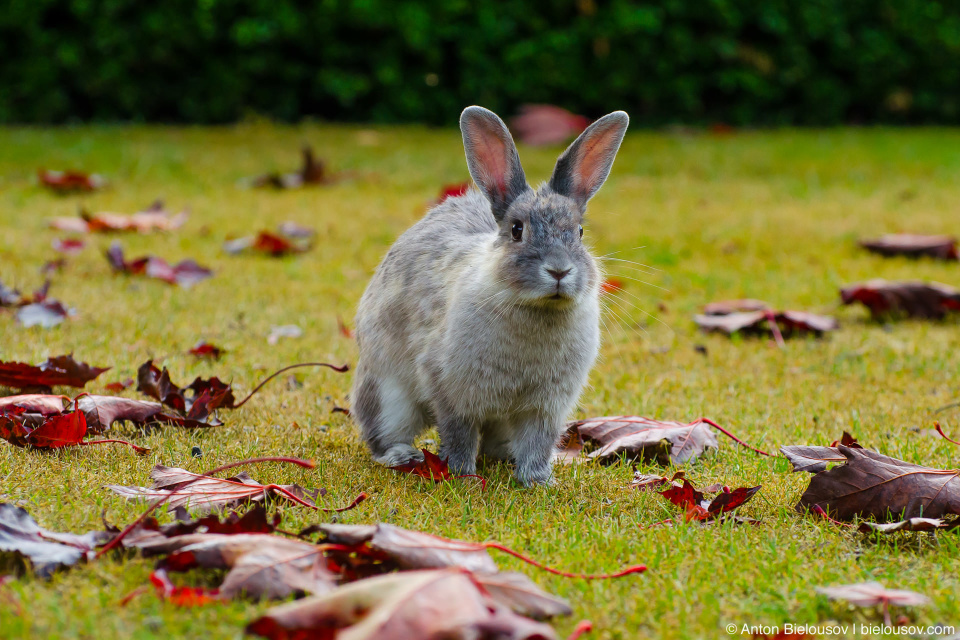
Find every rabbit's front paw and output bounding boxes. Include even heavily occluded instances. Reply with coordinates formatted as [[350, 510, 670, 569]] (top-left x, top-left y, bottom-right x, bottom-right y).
[[374, 445, 425, 468], [440, 448, 478, 476], [513, 463, 554, 487]]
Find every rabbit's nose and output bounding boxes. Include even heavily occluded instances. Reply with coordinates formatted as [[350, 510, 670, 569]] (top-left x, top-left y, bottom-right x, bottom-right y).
[[546, 267, 572, 282]]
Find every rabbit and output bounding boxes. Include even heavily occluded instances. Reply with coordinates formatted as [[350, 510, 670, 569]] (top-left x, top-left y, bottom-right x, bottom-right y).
[[351, 105, 629, 486]]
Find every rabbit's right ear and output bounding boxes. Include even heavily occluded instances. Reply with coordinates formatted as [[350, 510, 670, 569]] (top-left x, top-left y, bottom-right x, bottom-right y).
[[549, 111, 629, 211], [460, 106, 529, 221]]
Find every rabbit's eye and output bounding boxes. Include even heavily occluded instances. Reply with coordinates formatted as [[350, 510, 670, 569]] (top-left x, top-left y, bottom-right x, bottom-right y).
[[578, 225, 583, 239], [511, 221, 523, 241]]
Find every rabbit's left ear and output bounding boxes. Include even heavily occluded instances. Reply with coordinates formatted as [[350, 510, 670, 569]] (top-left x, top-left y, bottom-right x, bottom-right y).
[[549, 111, 629, 210], [460, 106, 529, 221]]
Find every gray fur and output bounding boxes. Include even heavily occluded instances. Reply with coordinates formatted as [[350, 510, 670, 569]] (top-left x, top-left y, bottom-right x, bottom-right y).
[[351, 106, 629, 485]]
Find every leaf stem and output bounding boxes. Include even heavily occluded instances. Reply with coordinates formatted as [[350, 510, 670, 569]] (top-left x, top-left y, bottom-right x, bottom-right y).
[[694, 418, 771, 456], [233, 362, 349, 408], [482, 542, 646, 579], [934, 421, 960, 447], [80, 439, 150, 455]]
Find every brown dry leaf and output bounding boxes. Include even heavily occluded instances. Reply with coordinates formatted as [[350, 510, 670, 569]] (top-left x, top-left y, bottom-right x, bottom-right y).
[[858, 517, 959, 534], [38, 169, 106, 193], [248, 146, 338, 189], [246, 568, 559, 640], [568, 416, 719, 465], [860, 234, 959, 261], [51, 200, 187, 233], [694, 309, 838, 337], [132, 532, 335, 600], [472, 571, 572, 620], [319, 522, 498, 575], [840, 279, 960, 319], [106, 243, 213, 288], [509, 104, 590, 146], [630, 470, 685, 492], [780, 445, 850, 474], [795, 445, 960, 521], [0, 503, 115, 577], [106, 465, 321, 514], [816, 582, 929, 625], [0, 355, 108, 391]]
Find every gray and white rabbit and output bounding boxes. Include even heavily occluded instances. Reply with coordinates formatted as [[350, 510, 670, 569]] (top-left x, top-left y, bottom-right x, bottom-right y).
[[351, 106, 629, 485]]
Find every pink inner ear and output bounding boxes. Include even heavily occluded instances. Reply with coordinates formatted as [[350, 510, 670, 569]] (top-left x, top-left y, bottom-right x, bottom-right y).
[[469, 124, 509, 196], [574, 126, 617, 198]]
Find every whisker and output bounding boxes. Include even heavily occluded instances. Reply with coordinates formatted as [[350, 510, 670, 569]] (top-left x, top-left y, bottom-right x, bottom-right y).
[[596, 246, 647, 259], [599, 257, 662, 273], [601, 297, 651, 341], [603, 290, 675, 336]]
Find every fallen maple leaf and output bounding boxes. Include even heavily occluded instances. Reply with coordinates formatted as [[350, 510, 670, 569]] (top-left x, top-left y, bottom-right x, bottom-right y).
[[276, 221, 316, 238], [510, 105, 590, 146], [223, 229, 312, 256], [51, 200, 187, 234], [106, 242, 212, 288], [155, 534, 336, 600], [840, 279, 960, 319], [15, 301, 74, 328], [38, 169, 106, 193], [860, 234, 959, 261], [390, 449, 453, 481], [52, 238, 85, 254], [569, 416, 718, 464], [103, 378, 134, 392], [0, 279, 50, 309], [829, 431, 862, 448], [389, 449, 487, 487], [858, 517, 959, 534], [149, 568, 220, 606], [631, 470, 685, 492], [153, 504, 280, 537], [434, 182, 470, 206], [320, 522, 498, 576], [248, 146, 337, 188], [337, 315, 354, 339], [188, 341, 224, 360], [247, 568, 561, 640], [0, 395, 149, 453], [106, 464, 324, 514], [695, 306, 838, 343], [816, 582, 929, 626], [600, 278, 624, 294], [780, 445, 849, 474], [0, 393, 164, 435], [317, 522, 644, 582], [0, 503, 115, 577], [134, 360, 348, 428], [660, 479, 761, 522], [0, 280, 73, 328], [0, 355, 108, 391], [136, 359, 233, 423], [566, 416, 769, 465], [780, 432, 863, 474], [795, 445, 960, 522]]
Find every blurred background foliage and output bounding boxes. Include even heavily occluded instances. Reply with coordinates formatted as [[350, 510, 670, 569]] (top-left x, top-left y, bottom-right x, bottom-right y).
[[2, 0, 960, 125]]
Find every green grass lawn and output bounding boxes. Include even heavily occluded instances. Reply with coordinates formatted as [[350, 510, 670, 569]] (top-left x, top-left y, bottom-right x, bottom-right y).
[[2, 122, 960, 639]]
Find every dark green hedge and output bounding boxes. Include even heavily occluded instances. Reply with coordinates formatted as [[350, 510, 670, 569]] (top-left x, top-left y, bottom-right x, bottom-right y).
[[3, 0, 960, 125]]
